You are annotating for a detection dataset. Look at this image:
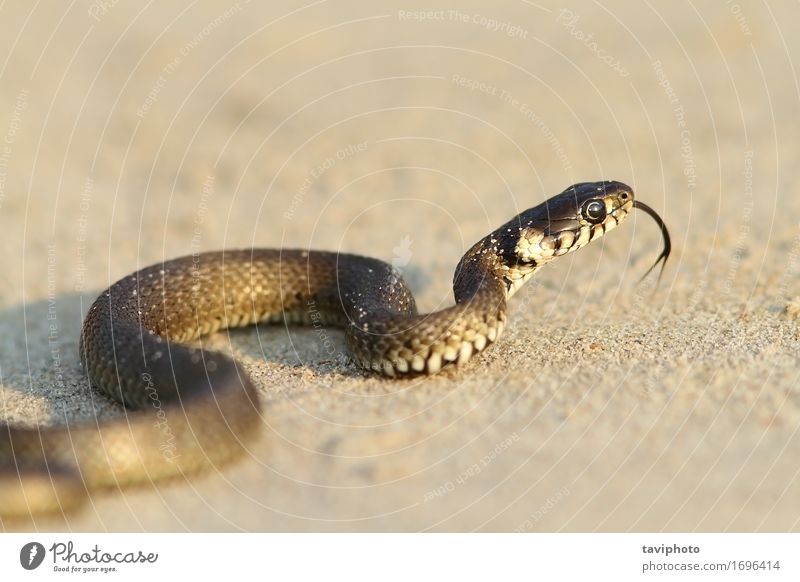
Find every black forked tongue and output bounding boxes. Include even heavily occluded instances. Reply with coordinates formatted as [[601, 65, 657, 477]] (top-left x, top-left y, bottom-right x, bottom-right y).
[[633, 200, 671, 284]]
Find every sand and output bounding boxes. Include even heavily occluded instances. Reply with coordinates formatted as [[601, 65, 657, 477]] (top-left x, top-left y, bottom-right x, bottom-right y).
[[1, 0, 799, 531]]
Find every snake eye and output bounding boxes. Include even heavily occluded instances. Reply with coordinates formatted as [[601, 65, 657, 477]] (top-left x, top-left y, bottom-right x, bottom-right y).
[[581, 199, 607, 224]]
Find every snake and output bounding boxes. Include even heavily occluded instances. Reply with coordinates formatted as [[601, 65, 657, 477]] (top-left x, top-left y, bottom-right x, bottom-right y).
[[0, 180, 669, 517]]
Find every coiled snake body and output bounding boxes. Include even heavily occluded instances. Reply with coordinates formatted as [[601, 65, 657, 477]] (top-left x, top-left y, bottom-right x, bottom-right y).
[[0, 181, 669, 516]]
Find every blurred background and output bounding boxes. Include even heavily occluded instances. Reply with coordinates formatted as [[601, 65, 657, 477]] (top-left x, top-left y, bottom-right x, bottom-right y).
[[0, 0, 798, 531]]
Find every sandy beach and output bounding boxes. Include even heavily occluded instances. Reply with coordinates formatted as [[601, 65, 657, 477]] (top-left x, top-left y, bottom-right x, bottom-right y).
[[0, 0, 798, 531]]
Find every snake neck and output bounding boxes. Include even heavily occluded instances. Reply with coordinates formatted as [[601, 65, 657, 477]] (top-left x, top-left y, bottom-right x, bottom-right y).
[[340, 246, 509, 376], [454, 229, 542, 302], [453, 251, 508, 304]]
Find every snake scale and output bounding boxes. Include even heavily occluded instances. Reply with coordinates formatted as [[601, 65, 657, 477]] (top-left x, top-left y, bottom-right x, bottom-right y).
[[0, 180, 669, 517]]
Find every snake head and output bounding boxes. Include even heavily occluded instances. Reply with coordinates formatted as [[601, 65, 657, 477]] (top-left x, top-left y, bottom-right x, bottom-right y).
[[490, 181, 646, 297], [505, 180, 634, 271], [459, 180, 669, 300]]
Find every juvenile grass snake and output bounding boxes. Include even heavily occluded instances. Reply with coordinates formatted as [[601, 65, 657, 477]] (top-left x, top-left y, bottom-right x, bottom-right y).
[[0, 180, 670, 517]]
